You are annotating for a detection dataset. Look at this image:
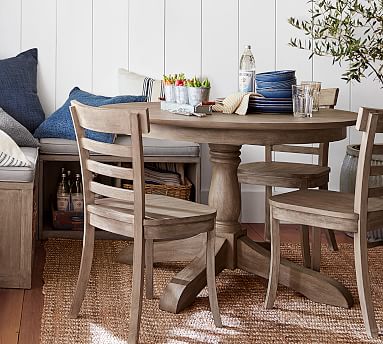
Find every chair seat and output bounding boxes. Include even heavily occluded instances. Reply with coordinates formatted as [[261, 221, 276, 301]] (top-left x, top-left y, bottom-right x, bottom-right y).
[[88, 194, 216, 240], [270, 189, 383, 230], [238, 161, 330, 188]]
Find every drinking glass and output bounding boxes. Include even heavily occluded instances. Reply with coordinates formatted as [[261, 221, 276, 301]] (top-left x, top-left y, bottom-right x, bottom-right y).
[[292, 85, 314, 118], [301, 81, 321, 111]]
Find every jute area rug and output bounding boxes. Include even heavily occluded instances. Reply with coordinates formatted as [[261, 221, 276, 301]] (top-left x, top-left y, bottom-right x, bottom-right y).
[[41, 239, 383, 343]]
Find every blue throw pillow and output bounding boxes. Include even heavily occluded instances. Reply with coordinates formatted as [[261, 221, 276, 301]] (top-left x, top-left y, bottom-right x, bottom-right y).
[[0, 48, 45, 132], [34, 87, 147, 143]]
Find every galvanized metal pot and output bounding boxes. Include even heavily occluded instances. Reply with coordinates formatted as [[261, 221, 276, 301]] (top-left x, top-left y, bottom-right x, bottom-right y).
[[340, 144, 383, 242]]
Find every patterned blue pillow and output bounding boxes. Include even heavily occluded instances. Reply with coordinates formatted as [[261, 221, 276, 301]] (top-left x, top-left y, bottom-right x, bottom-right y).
[[34, 87, 147, 143], [0, 48, 45, 132]]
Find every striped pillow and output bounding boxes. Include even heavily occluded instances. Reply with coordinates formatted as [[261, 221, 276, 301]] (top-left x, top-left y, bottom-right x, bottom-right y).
[[118, 69, 164, 102], [0, 129, 31, 167]]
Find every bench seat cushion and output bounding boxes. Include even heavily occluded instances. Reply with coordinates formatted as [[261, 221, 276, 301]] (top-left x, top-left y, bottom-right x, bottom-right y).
[[0, 147, 38, 182], [39, 137, 199, 157]]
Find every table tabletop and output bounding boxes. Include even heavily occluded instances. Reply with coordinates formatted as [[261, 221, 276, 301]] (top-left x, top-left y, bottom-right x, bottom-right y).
[[123, 102, 357, 130], [122, 102, 357, 145]]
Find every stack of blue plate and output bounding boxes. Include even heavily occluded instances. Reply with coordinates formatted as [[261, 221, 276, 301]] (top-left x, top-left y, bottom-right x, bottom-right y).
[[248, 97, 293, 113], [249, 70, 296, 113]]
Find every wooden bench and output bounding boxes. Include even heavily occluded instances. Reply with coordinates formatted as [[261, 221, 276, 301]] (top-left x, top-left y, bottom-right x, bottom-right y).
[[0, 148, 38, 288]]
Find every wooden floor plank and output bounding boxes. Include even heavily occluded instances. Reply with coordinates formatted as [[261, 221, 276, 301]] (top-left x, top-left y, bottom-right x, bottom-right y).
[[0, 289, 24, 344], [18, 242, 45, 344]]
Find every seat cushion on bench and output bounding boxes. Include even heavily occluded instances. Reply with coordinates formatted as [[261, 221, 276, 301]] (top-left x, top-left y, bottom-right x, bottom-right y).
[[0, 147, 38, 182], [115, 136, 199, 157], [39, 137, 199, 157]]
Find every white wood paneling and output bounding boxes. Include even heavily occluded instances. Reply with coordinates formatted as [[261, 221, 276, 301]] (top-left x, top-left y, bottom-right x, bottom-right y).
[[239, 0, 276, 75], [274, 0, 312, 170], [93, 0, 129, 96], [2, 0, 380, 221], [21, 0, 57, 115], [276, 0, 312, 81], [129, 0, 164, 79], [0, 0, 21, 57], [202, 0, 238, 99], [165, 0, 201, 77], [200, 0, 239, 192], [350, 77, 383, 143], [313, 55, 351, 190], [56, 0, 93, 106], [239, 0, 276, 170]]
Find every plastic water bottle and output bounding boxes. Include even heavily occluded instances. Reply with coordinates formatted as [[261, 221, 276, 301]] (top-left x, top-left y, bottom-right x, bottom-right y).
[[239, 45, 256, 93]]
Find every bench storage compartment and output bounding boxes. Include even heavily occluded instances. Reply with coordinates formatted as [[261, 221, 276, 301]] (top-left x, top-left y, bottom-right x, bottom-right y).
[[0, 147, 38, 288]]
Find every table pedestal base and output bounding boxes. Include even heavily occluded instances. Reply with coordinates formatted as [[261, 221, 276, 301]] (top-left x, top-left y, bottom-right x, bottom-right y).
[[117, 143, 354, 314]]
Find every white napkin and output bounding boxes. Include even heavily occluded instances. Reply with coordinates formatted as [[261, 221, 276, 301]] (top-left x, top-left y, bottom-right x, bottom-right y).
[[212, 92, 263, 115]]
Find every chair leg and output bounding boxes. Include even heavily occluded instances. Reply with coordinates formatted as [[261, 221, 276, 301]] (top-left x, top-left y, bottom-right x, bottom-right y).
[[264, 186, 272, 242], [310, 227, 321, 272], [70, 223, 95, 318], [319, 184, 338, 251], [206, 230, 222, 327], [324, 229, 338, 251], [301, 225, 311, 268], [128, 234, 145, 344], [354, 229, 378, 338], [145, 239, 154, 299], [265, 213, 280, 309]]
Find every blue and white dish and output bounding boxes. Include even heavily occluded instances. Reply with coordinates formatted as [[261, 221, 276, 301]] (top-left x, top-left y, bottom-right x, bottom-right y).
[[255, 70, 296, 82], [250, 97, 292, 104], [256, 88, 292, 98], [248, 107, 293, 114], [256, 78, 296, 89]]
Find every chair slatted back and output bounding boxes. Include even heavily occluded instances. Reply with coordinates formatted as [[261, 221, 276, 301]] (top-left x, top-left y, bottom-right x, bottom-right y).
[[266, 88, 339, 166], [354, 107, 383, 216], [70, 100, 149, 229]]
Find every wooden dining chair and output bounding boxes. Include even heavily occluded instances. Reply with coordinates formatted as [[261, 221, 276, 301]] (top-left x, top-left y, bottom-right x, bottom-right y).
[[68, 101, 222, 343], [238, 88, 339, 269], [265, 107, 383, 338]]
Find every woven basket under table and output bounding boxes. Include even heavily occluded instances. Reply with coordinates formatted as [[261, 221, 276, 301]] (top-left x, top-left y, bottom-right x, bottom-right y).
[[122, 178, 192, 200]]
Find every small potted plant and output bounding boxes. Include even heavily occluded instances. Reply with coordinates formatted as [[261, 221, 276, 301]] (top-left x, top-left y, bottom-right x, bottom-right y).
[[174, 73, 188, 104], [288, 0, 382, 86], [288, 0, 383, 241], [163, 74, 176, 102], [187, 77, 211, 106]]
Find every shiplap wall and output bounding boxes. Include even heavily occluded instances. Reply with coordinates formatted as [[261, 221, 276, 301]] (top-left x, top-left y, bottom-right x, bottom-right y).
[[1, 0, 381, 222]]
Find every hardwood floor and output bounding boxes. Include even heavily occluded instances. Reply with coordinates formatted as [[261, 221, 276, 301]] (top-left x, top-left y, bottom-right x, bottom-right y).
[[0, 224, 352, 344], [0, 241, 45, 344]]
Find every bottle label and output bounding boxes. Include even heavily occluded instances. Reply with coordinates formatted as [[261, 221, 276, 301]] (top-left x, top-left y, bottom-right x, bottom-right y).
[[239, 71, 254, 93], [72, 194, 84, 212], [57, 195, 70, 211]]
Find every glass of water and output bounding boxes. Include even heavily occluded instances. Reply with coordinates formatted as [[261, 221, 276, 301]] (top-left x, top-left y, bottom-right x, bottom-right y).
[[301, 81, 321, 111], [292, 85, 314, 118]]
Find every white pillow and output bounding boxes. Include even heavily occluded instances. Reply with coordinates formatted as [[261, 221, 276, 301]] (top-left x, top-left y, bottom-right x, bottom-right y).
[[118, 69, 163, 102], [0, 129, 31, 167]]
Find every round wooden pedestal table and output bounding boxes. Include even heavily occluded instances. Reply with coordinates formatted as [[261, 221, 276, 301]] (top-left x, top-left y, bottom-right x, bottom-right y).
[[116, 102, 357, 313]]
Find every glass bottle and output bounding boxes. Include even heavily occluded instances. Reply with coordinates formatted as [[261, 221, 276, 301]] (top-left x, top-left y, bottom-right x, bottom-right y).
[[66, 170, 73, 190], [57, 173, 70, 211], [66, 170, 74, 210], [71, 173, 84, 212], [239, 45, 256, 93]]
